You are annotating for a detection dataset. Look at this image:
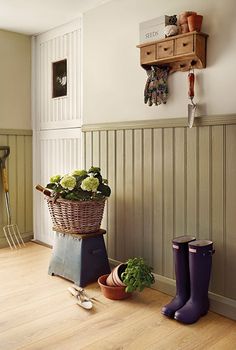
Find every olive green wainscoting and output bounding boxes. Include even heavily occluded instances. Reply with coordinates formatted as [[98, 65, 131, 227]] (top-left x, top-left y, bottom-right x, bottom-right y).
[[82, 114, 236, 320], [0, 129, 33, 248]]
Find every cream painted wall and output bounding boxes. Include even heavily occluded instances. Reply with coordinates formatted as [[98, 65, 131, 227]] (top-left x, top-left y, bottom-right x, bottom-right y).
[[0, 30, 31, 129], [83, 0, 236, 124]]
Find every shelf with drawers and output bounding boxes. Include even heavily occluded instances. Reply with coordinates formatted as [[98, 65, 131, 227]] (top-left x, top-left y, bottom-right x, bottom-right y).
[[137, 31, 208, 73]]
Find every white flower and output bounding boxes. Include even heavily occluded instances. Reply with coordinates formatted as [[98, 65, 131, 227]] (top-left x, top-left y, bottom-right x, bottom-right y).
[[60, 175, 76, 190], [81, 176, 99, 192], [50, 174, 61, 183], [71, 169, 87, 176]]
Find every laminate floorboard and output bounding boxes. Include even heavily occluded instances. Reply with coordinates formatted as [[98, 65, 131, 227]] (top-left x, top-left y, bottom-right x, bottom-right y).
[[0, 243, 235, 350]]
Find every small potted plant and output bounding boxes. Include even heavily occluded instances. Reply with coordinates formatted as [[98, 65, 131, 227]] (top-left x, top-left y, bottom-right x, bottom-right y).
[[98, 257, 155, 300], [36, 166, 111, 234]]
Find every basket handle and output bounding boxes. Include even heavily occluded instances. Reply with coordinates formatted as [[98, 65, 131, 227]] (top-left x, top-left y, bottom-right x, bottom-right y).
[[35, 184, 52, 197]]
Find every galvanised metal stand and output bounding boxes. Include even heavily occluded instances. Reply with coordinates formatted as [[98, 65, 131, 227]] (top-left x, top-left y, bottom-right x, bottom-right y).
[[48, 229, 110, 287]]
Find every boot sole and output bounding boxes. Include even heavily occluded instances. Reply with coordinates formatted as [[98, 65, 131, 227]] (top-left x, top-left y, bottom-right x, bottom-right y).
[[174, 310, 208, 324], [161, 310, 175, 318]]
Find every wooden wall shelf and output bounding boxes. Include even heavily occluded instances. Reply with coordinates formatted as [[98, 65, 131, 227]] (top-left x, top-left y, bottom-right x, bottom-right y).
[[137, 31, 208, 73]]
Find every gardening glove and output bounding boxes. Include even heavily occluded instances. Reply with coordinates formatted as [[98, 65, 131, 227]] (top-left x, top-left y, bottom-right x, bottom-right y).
[[144, 68, 158, 106], [152, 66, 169, 105], [144, 66, 170, 106], [144, 68, 153, 105]]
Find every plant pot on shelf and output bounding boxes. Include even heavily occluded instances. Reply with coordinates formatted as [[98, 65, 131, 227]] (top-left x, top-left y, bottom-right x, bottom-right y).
[[179, 11, 197, 33], [179, 11, 197, 25], [188, 14, 203, 32], [98, 274, 132, 300], [179, 23, 190, 34]]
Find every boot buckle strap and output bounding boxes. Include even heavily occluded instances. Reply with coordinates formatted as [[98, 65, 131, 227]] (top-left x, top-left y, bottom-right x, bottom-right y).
[[189, 248, 215, 256], [189, 248, 196, 253], [203, 249, 215, 256]]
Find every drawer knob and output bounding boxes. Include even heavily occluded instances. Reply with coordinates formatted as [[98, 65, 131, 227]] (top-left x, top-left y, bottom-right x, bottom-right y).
[[164, 47, 168, 51], [146, 51, 151, 55], [182, 43, 187, 47]]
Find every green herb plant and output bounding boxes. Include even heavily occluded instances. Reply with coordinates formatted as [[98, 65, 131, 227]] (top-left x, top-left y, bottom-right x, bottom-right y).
[[121, 257, 155, 293]]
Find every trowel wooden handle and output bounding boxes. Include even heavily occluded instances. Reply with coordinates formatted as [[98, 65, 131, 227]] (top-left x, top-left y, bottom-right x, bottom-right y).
[[35, 184, 52, 197], [68, 287, 79, 298], [2, 167, 9, 193], [188, 72, 195, 99]]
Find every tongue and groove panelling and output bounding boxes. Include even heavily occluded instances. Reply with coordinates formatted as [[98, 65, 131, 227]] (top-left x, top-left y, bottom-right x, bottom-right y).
[[36, 24, 81, 130], [0, 130, 33, 248], [82, 116, 236, 302]]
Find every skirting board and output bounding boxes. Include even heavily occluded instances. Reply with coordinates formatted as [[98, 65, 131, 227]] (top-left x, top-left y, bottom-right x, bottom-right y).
[[109, 258, 236, 321], [31, 239, 53, 249]]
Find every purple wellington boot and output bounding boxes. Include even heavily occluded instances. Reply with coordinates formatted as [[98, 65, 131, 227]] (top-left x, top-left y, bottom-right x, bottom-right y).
[[162, 236, 196, 318], [174, 240, 215, 324]]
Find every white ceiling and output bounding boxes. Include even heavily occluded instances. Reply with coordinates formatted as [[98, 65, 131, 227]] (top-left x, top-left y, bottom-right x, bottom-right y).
[[0, 0, 110, 35]]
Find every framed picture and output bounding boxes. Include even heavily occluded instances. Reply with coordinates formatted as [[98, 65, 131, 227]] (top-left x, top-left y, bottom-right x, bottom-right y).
[[52, 59, 67, 98]]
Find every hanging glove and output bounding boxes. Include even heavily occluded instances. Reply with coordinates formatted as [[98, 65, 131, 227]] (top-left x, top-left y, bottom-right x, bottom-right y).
[[144, 68, 158, 106], [155, 66, 169, 104], [144, 66, 170, 106], [144, 68, 153, 105]]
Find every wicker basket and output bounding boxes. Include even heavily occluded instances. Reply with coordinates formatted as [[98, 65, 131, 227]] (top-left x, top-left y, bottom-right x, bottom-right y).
[[46, 197, 106, 234]]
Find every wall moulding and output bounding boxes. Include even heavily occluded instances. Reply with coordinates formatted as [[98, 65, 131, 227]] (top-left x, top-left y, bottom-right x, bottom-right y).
[[82, 114, 236, 132], [0, 129, 32, 136]]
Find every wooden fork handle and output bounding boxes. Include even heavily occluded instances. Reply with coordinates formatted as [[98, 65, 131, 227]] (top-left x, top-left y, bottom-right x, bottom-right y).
[[2, 167, 9, 193]]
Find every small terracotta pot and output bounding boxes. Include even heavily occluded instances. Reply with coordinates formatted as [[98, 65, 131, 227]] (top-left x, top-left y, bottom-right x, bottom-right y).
[[98, 274, 132, 300], [188, 14, 203, 32], [179, 23, 189, 34], [179, 11, 197, 25], [106, 263, 127, 287]]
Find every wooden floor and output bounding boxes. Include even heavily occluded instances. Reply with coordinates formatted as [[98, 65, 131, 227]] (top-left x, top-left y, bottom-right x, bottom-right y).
[[0, 243, 235, 350]]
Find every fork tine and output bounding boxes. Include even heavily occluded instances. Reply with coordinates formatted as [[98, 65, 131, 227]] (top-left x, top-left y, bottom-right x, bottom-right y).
[[9, 226, 19, 249], [8, 226, 18, 249], [3, 227, 13, 249], [3, 224, 25, 249], [10, 225, 22, 248], [14, 224, 25, 246], [3, 226, 17, 249]]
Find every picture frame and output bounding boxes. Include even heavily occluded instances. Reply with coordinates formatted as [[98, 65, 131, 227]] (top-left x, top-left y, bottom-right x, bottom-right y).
[[52, 59, 67, 98]]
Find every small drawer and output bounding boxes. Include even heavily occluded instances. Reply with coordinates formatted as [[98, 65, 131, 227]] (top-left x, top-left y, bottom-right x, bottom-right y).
[[157, 40, 174, 58], [175, 35, 194, 55], [140, 44, 156, 64]]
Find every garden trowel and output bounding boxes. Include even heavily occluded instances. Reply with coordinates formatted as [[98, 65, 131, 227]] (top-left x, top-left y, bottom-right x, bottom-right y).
[[68, 285, 93, 310], [188, 70, 197, 128]]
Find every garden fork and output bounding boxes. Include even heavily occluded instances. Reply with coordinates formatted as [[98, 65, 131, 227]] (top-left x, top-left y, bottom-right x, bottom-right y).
[[0, 146, 25, 249]]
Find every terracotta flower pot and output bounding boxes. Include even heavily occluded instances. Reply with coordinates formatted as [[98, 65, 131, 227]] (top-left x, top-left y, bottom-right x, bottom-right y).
[[179, 11, 197, 25], [179, 23, 190, 34], [188, 14, 203, 32], [106, 263, 127, 287], [98, 274, 132, 300]]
